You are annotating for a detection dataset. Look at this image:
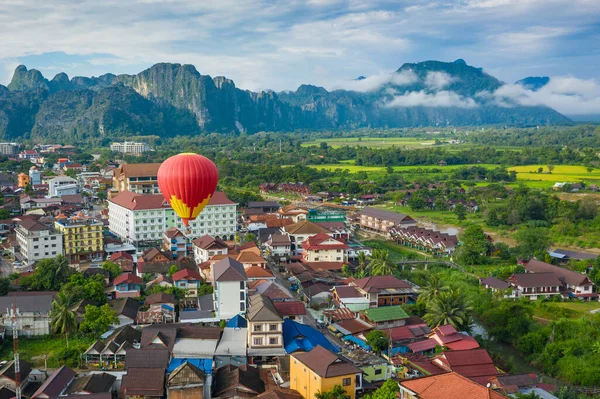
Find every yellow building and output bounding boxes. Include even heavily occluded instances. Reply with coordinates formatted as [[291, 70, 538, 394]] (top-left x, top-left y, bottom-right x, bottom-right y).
[[290, 346, 362, 399], [55, 213, 104, 265], [18, 173, 30, 188]]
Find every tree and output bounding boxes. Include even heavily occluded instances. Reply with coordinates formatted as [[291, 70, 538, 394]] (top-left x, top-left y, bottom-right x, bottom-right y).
[[0, 209, 10, 219], [424, 289, 473, 332], [418, 274, 449, 303], [79, 304, 119, 334], [587, 166, 594, 174], [50, 292, 77, 347], [454, 225, 491, 265], [315, 385, 349, 399], [513, 227, 552, 260], [102, 261, 122, 279], [547, 164, 555, 174], [0, 277, 10, 296], [454, 203, 467, 221], [83, 280, 108, 304], [365, 330, 389, 353], [357, 252, 368, 273], [434, 197, 447, 211], [369, 249, 394, 276], [363, 380, 399, 399], [481, 300, 533, 344], [244, 233, 257, 243], [25, 255, 73, 291], [168, 265, 179, 278], [199, 283, 213, 296]]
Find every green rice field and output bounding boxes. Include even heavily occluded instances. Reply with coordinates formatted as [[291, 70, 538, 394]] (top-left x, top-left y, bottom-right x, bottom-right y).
[[302, 137, 438, 148]]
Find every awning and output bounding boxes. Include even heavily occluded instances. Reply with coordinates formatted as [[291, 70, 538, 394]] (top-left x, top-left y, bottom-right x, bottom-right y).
[[343, 335, 372, 351]]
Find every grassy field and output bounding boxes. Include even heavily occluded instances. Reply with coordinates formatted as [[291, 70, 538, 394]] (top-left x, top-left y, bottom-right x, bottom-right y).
[[307, 162, 497, 179], [508, 165, 600, 187], [0, 335, 95, 368], [533, 301, 600, 321], [302, 137, 438, 149]]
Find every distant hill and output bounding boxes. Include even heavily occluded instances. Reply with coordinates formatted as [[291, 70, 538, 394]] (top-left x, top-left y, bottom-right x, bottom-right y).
[[515, 76, 550, 91], [0, 60, 570, 142]]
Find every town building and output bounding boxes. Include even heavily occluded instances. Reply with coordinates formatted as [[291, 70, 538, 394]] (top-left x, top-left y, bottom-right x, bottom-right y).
[[162, 227, 189, 258], [111, 274, 143, 299], [360, 305, 409, 330], [265, 234, 292, 260], [525, 259, 596, 299], [508, 273, 562, 300], [212, 258, 248, 320], [54, 214, 104, 265], [0, 360, 32, 394], [0, 292, 56, 336], [19, 150, 38, 160], [17, 173, 29, 188], [110, 142, 151, 155], [0, 142, 19, 155], [358, 207, 417, 234], [282, 220, 332, 253], [333, 276, 418, 311], [277, 205, 309, 222], [172, 268, 203, 297], [290, 346, 362, 399], [15, 219, 63, 264], [49, 175, 78, 197], [247, 294, 285, 358], [300, 232, 349, 262], [20, 196, 63, 211], [113, 163, 161, 194], [432, 348, 499, 385], [167, 362, 205, 399], [193, 235, 229, 264], [28, 167, 41, 186], [108, 191, 237, 244]]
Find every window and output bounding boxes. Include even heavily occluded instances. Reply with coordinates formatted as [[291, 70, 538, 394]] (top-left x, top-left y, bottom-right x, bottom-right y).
[[269, 324, 278, 331], [253, 338, 263, 346], [240, 292, 245, 300], [342, 378, 351, 386], [269, 337, 278, 345], [375, 369, 382, 375], [254, 324, 262, 332], [240, 302, 245, 311], [240, 281, 245, 289], [33, 238, 39, 242]]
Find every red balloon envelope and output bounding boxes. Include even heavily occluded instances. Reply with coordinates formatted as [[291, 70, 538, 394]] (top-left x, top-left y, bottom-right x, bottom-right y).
[[157, 153, 219, 227]]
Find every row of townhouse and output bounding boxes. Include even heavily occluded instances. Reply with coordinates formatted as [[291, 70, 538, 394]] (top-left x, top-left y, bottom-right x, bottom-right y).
[[389, 226, 458, 256]]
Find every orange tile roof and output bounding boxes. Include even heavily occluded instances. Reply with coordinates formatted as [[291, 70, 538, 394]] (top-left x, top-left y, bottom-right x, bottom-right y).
[[245, 266, 274, 279], [400, 372, 508, 399]]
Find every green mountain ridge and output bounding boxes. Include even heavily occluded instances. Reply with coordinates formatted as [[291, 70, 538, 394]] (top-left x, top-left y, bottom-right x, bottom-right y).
[[0, 60, 570, 143]]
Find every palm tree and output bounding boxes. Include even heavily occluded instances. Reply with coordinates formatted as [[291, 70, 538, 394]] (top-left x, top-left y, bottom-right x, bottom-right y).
[[52, 255, 71, 290], [369, 249, 394, 276], [357, 252, 368, 273], [50, 292, 77, 347], [315, 385, 350, 399], [418, 274, 450, 303], [424, 289, 473, 332]]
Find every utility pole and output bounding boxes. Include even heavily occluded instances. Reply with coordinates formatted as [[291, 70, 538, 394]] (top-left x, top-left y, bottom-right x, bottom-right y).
[[11, 298, 21, 399]]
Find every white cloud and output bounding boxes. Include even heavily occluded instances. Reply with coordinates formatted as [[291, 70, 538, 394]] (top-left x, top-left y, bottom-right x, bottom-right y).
[[330, 70, 418, 92], [385, 90, 479, 108], [484, 76, 600, 115], [424, 71, 456, 90]]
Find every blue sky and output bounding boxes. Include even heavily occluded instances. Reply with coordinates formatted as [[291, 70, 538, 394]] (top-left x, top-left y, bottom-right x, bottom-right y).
[[0, 0, 599, 114]]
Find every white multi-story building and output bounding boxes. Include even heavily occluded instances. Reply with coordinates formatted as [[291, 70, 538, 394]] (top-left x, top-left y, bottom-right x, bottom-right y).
[[15, 219, 63, 264], [28, 166, 41, 186], [110, 142, 150, 154], [49, 175, 78, 197], [108, 190, 237, 244], [0, 142, 19, 155], [211, 258, 248, 320]]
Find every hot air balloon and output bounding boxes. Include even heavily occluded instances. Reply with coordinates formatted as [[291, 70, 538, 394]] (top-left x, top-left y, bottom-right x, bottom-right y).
[[157, 153, 219, 228]]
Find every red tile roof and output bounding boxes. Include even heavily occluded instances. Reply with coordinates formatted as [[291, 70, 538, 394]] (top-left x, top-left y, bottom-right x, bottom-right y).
[[301, 232, 349, 251], [110, 190, 234, 211], [245, 266, 274, 279], [273, 301, 306, 316], [113, 273, 142, 285], [172, 268, 202, 281], [400, 372, 508, 399], [109, 251, 133, 262], [352, 276, 413, 292]]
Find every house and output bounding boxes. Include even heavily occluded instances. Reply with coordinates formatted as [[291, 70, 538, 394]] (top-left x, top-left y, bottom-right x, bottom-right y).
[[15, 219, 63, 265], [54, 213, 104, 265], [172, 268, 203, 297], [138, 293, 177, 324], [283, 220, 331, 252], [109, 251, 134, 272], [390, 226, 458, 256], [215, 327, 248, 368], [30, 366, 76, 399], [121, 367, 165, 399], [236, 251, 268, 269], [125, 348, 170, 370], [48, 175, 78, 197], [525, 259, 596, 299], [193, 235, 228, 264], [399, 372, 508, 399], [489, 373, 538, 394], [248, 201, 280, 213], [213, 365, 265, 398], [111, 297, 142, 326], [0, 292, 56, 336], [351, 276, 418, 308], [251, 280, 293, 302], [358, 207, 417, 234], [212, 258, 248, 319], [282, 318, 338, 354], [331, 318, 373, 338], [428, 324, 479, 351], [301, 232, 349, 262], [247, 294, 286, 358], [360, 305, 409, 330], [84, 325, 142, 368], [277, 205, 309, 223], [0, 360, 32, 393], [316, 221, 351, 242], [63, 372, 116, 395], [255, 391, 303, 399], [167, 362, 205, 399], [342, 350, 388, 383], [273, 301, 306, 323], [432, 348, 499, 385], [508, 273, 562, 300], [480, 276, 511, 292], [290, 346, 362, 399], [112, 163, 161, 194], [162, 227, 189, 259], [245, 265, 275, 280], [112, 273, 143, 298]]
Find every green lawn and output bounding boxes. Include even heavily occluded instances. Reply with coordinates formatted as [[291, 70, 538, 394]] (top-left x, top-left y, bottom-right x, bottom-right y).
[[0, 335, 96, 368], [533, 301, 600, 321], [361, 239, 426, 261]]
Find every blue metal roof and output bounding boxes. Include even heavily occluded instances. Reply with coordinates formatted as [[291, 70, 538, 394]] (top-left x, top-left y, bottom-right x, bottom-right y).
[[168, 358, 213, 374], [283, 319, 339, 354], [343, 335, 372, 351], [226, 314, 248, 328]]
